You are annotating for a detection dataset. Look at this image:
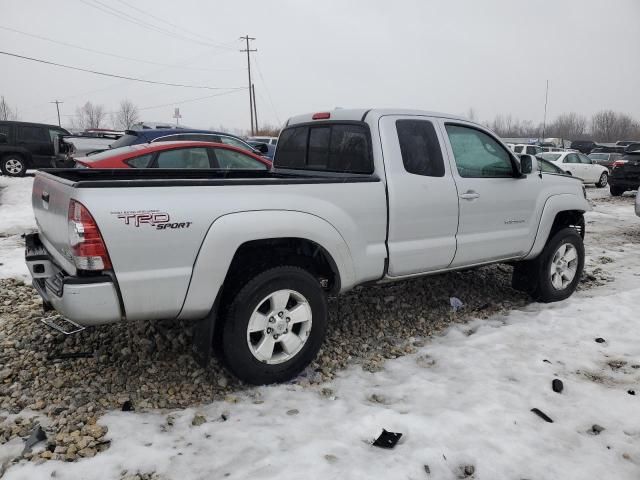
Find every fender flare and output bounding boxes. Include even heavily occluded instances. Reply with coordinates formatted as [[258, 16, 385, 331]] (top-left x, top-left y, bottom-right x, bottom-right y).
[[179, 209, 355, 321], [524, 194, 588, 260]]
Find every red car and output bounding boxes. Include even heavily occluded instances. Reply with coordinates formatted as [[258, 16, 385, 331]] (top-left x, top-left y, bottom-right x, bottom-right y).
[[74, 141, 272, 170]]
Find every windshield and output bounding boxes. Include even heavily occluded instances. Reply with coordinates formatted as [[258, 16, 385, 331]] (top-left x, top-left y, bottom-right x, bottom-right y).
[[109, 133, 139, 149], [589, 153, 607, 160], [538, 153, 562, 161]]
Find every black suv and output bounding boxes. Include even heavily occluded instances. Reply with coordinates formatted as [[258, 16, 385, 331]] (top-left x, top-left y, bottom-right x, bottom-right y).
[[0, 121, 70, 176], [570, 140, 597, 154], [609, 150, 640, 196]]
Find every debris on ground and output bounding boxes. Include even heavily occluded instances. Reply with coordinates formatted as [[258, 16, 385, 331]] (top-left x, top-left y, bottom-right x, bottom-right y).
[[449, 297, 464, 312], [372, 429, 402, 449], [530, 408, 554, 423], [552, 379, 564, 393]]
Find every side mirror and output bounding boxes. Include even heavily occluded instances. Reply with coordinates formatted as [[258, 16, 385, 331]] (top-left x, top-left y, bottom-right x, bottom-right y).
[[255, 143, 269, 154], [519, 154, 537, 175], [592, 160, 598, 164]]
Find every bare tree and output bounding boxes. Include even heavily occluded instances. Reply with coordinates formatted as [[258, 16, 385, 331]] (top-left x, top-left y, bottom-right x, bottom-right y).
[[73, 101, 107, 130], [0, 96, 19, 120], [547, 112, 587, 140], [255, 124, 281, 136], [111, 99, 140, 130], [591, 110, 636, 142], [466, 107, 477, 122]]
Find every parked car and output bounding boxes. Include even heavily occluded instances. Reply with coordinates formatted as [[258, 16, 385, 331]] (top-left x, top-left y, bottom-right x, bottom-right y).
[[609, 150, 640, 196], [636, 188, 640, 217], [537, 151, 609, 187], [591, 144, 626, 154], [537, 158, 569, 175], [74, 141, 271, 170], [103, 128, 269, 157], [570, 140, 597, 154], [26, 108, 590, 385], [588, 152, 623, 170], [247, 136, 278, 146], [513, 144, 543, 155], [616, 140, 640, 147], [0, 121, 71, 176], [625, 143, 640, 153], [248, 140, 275, 160]]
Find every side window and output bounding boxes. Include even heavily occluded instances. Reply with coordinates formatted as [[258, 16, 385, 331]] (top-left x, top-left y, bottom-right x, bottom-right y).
[[125, 153, 153, 168], [48, 129, 65, 144], [0, 125, 11, 143], [18, 126, 48, 143], [564, 154, 579, 164], [155, 148, 210, 168], [514, 145, 523, 153], [396, 119, 444, 177], [579, 154, 592, 164], [445, 124, 514, 178], [219, 136, 250, 151], [213, 148, 267, 170], [276, 126, 309, 168]]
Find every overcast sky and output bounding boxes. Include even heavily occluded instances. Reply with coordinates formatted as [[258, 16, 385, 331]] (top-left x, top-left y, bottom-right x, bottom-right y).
[[2, 0, 639, 132]]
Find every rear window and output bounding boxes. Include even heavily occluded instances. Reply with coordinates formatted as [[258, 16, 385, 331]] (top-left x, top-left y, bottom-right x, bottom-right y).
[[396, 119, 444, 177], [538, 153, 562, 161], [275, 123, 373, 174], [589, 153, 608, 161], [109, 133, 139, 149]]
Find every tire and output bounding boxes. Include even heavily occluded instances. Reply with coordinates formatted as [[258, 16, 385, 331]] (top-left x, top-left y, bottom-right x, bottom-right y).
[[525, 227, 584, 303], [596, 172, 608, 188], [0, 155, 26, 177], [610, 185, 625, 196], [220, 266, 328, 385]]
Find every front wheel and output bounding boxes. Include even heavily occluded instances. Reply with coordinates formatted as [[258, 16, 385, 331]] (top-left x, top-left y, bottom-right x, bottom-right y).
[[1, 155, 27, 177], [512, 227, 584, 303], [596, 172, 608, 188], [221, 266, 328, 385]]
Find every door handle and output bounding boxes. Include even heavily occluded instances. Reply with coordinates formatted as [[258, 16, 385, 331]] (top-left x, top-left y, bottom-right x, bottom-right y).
[[459, 190, 480, 200]]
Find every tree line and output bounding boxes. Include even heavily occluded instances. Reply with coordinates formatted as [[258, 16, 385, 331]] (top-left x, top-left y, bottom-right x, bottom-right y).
[[481, 110, 640, 143]]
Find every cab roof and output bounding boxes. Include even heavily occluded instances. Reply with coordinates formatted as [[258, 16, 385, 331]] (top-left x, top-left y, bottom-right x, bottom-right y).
[[286, 108, 468, 126]]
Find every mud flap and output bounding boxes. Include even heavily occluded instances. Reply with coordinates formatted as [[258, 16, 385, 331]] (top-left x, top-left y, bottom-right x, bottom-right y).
[[511, 261, 539, 295], [191, 293, 221, 367]]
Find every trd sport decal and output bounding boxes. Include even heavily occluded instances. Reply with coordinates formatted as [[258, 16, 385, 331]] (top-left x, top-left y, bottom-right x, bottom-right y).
[[111, 210, 192, 230]]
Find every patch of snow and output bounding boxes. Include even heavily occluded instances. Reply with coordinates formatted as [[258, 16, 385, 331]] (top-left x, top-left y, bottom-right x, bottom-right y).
[[0, 176, 35, 281]]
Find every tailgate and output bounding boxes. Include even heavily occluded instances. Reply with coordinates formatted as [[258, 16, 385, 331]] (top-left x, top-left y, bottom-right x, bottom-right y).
[[32, 172, 77, 274]]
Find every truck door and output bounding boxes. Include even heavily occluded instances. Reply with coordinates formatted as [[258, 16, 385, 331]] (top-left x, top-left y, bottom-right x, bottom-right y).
[[379, 115, 459, 276], [439, 121, 540, 266]]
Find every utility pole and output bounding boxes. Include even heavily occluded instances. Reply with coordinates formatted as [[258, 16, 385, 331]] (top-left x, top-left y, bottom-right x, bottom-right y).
[[239, 35, 257, 135], [541, 80, 549, 142], [50, 100, 63, 127], [252, 83, 258, 133]]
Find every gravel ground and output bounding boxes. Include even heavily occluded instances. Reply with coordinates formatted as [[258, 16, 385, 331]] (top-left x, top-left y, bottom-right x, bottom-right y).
[[0, 192, 631, 467]]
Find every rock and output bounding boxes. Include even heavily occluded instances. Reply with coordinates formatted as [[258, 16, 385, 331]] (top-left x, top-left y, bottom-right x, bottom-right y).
[[121, 400, 134, 412], [0, 369, 12, 381], [424, 464, 431, 475], [589, 424, 605, 435], [83, 424, 106, 439], [460, 465, 475, 477], [552, 379, 564, 393], [595, 337, 606, 343], [23, 425, 47, 452], [324, 454, 338, 464], [192, 415, 206, 426], [628, 390, 636, 396], [286, 409, 299, 416], [66, 444, 77, 456]]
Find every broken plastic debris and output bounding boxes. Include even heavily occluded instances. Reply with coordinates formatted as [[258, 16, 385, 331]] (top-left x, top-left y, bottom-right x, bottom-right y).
[[450, 297, 464, 312], [23, 425, 47, 453], [531, 408, 553, 423], [372, 429, 402, 449]]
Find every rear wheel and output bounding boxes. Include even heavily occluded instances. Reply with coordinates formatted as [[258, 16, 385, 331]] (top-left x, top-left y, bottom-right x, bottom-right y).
[[220, 266, 327, 385], [596, 172, 608, 188], [1, 155, 26, 177], [610, 185, 625, 196]]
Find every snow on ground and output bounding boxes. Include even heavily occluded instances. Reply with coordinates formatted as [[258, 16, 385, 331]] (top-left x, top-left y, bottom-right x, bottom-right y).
[[0, 176, 36, 281], [1, 179, 639, 479]]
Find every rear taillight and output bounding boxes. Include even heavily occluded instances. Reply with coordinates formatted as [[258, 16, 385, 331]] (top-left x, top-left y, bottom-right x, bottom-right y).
[[67, 199, 112, 270], [612, 160, 628, 168], [312, 112, 331, 120]]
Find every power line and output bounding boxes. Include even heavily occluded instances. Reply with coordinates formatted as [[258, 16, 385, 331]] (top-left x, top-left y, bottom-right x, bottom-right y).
[[78, 0, 234, 50], [112, 0, 233, 49], [0, 25, 241, 72], [240, 35, 257, 135], [0, 50, 244, 90]]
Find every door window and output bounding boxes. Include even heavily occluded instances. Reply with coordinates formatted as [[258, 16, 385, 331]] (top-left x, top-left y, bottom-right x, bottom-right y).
[[578, 154, 593, 164], [125, 153, 153, 168], [396, 119, 444, 177], [564, 154, 580, 164], [213, 148, 267, 170], [18, 126, 48, 143], [445, 124, 514, 178], [156, 148, 210, 168], [219, 135, 251, 150]]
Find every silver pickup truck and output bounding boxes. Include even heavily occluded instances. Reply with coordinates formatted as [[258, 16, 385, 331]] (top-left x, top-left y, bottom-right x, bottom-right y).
[[26, 108, 590, 384]]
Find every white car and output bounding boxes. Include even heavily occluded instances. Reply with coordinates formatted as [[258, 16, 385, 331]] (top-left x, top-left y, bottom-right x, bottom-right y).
[[513, 144, 544, 155], [247, 136, 278, 146], [538, 151, 609, 187]]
